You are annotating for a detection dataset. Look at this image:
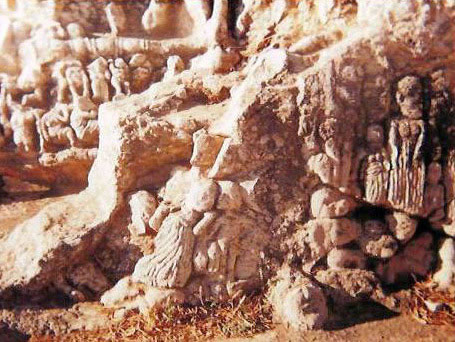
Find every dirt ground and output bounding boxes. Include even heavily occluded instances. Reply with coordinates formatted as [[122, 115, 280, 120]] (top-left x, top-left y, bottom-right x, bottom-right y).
[[0, 180, 454, 342]]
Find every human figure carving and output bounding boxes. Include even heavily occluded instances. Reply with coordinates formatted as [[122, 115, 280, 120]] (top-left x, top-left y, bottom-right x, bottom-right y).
[[17, 63, 48, 108], [38, 103, 77, 152], [109, 58, 130, 98], [362, 125, 389, 205], [87, 57, 111, 104], [9, 100, 41, 153], [65, 61, 91, 102], [164, 55, 185, 80], [315, 117, 354, 192], [388, 76, 426, 215], [0, 86, 12, 148], [52, 61, 70, 104], [70, 97, 99, 147], [129, 54, 153, 93]]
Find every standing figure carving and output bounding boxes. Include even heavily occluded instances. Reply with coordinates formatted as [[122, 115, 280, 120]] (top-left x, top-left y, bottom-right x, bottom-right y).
[[9, 101, 41, 153], [363, 124, 389, 205], [70, 97, 99, 147], [388, 76, 426, 216], [65, 61, 91, 102], [87, 57, 111, 104], [109, 58, 130, 99]]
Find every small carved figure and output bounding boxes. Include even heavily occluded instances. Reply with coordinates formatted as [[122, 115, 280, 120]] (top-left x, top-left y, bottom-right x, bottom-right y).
[[388, 76, 426, 216], [0, 85, 12, 147], [429, 69, 453, 159], [316, 117, 354, 191], [39, 103, 77, 152], [129, 54, 153, 93], [105, 2, 127, 36], [87, 57, 111, 104], [164, 55, 185, 80], [70, 97, 99, 147], [362, 124, 388, 205], [17, 63, 48, 108], [52, 61, 70, 104], [363, 153, 389, 206], [109, 58, 130, 98], [65, 61, 91, 101], [9, 101, 40, 153]]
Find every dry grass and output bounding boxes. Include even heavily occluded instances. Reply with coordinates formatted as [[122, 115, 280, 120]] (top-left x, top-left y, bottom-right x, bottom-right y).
[[30, 294, 273, 342], [408, 279, 455, 327]]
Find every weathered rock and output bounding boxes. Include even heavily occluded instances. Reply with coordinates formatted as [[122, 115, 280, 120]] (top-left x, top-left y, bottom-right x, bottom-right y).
[[358, 220, 399, 259], [270, 270, 328, 331], [190, 129, 225, 169], [217, 181, 243, 211], [1, 0, 455, 334], [376, 233, 434, 284], [433, 238, 455, 289], [294, 218, 361, 270], [310, 187, 358, 218], [386, 212, 418, 243], [315, 269, 381, 306], [101, 276, 185, 314], [327, 248, 367, 270]]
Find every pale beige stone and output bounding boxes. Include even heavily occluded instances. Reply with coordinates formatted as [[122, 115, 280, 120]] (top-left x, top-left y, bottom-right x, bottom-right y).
[[1, 1, 455, 334], [129, 191, 157, 236], [310, 187, 358, 218], [270, 269, 328, 331], [386, 212, 418, 243], [433, 238, 455, 289]]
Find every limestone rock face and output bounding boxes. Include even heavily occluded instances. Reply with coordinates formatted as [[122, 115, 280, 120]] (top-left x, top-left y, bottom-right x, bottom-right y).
[[0, 0, 455, 333]]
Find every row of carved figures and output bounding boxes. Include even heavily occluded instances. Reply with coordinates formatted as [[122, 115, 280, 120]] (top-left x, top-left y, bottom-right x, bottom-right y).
[[0, 52, 187, 153]]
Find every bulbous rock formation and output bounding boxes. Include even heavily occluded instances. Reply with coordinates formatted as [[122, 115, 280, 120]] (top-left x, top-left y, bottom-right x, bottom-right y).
[[1, 0, 455, 332]]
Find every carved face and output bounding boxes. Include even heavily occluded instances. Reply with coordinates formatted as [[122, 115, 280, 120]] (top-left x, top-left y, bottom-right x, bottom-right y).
[[65, 66, 85, 82], [396, 76, 423, 119], [430, 69, 450, 94]]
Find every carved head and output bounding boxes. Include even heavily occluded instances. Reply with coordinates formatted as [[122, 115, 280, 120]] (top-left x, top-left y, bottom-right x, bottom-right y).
[[366, 124, 384, 151], [114, 58, 128, 70], [396, 76, 423, 119], [430, 69, 450, 94]]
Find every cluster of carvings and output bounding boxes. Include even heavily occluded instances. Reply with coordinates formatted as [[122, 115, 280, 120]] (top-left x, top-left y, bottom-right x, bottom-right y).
[[0, 0, 234, 187], [0, 0, 455, 334]]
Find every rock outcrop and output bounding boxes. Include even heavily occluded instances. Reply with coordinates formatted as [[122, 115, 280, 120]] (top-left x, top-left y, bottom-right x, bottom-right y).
[[1, 0, 455, 332]]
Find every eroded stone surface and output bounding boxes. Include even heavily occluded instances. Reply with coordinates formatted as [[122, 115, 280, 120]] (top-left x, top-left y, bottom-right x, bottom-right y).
[[0, 0, 455, 334]]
